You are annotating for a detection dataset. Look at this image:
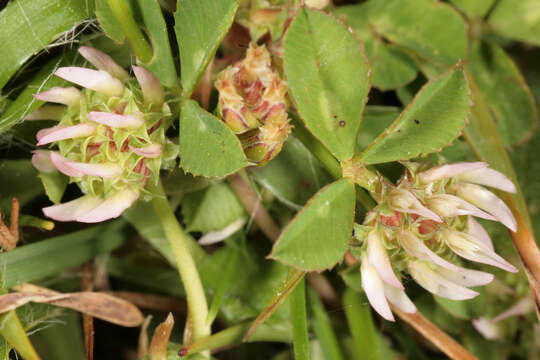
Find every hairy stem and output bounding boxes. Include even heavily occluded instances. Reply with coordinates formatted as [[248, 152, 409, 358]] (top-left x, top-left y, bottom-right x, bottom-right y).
[[150, 181, 210, 344]]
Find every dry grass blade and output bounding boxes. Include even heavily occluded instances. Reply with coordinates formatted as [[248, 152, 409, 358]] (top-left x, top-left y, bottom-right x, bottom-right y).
[[81, 262, 94, 360], [137, 316, 152, 359], [7, 284, 144, 327], [228, 173, 281, 241], [390, 304, 478, 360], [149, 313, 175, 360], [504, 194, 540, 321]]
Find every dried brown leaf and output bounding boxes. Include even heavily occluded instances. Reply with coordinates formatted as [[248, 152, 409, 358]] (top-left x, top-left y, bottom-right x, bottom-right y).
[[149, 313, 175, 360]]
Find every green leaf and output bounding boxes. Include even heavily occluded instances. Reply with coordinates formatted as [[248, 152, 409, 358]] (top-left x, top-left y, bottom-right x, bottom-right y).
[[334, 3, 417, 91], [136, 0, 178, 88], [0, 0, 94, 90], [174, 0, 239, 95], [179, 100, 248, 177], [270, 179, 355, 271], [488, 0, 540, 46], [342, 288, 383, 360], [468, 41, 537, 147], [359, 66, 470, 164], [284, 8, 370, 161], [450, 0, 496, 17], [182, 182, 245, 233], [0, 222, 125, 288], [251, 137, 333, 210], [357, 106, 400, 149], [370, 0, 467, 66], [38, 172, 68, 204], [290, 278, 309, 360], [0, 160, 42, 210]]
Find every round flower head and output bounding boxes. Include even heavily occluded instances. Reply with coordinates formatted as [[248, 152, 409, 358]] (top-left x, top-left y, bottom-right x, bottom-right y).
[[31, 47, 177, 223], [351, 161, 519, 321], [216, 43, 291, 165]]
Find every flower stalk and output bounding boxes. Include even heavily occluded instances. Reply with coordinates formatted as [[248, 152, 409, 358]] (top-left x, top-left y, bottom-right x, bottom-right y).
[[149, 181, 211, 344]]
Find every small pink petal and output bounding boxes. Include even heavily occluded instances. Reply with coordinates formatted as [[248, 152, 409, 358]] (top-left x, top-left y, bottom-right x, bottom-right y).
[[367, 230, 403, 289], [25, 105, 66, 121], [43, 195, 104, 222], [32, 150, 56, 173], [466, 217, 494, 251], [388, 189, 442, 222], [382, 283, 416, 314], [398, 230, 460, 271], [492, 297, 534, 323], [50, 152, 123, 178], [453, 183, 517, 232], [443, 229, 518, 273], [37, 123, 96, 145], [408, 260, 479, 300], [425, 194, 497, 221], [87, 111, 144, 128], [55, 67, 124, 97], [33, 87, 82, 107], [472, 318, 503, 340], [76, 188, 139, 223], [132, 66, 165, 107], [436, 265, 494, 287], [418, 162, 487, 184], [457, 167, 516, 193], [78, 46, 129, 81], [128, 144, 162, 158], [361, 254, 394, 321]]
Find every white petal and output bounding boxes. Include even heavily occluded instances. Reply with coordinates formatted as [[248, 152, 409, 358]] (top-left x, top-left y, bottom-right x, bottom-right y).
[[43, 195, 103, 222], [55, 67, 124, 97], [388, 189, 442, 222], [36, 123, 96, 145], [128, 144, 162, 158], [453, 183, 517, 232], [398, 230, 460, 271], [87, 111, 144, 129], [78, 46, 129, 81], [32, 150, 57, 173], [382, 282, 416, 314], [132, 66, 165, 107], [425, 194, 496, 221], [25, 105, 66, 121], [443, 230, 518, 273], [367, 230, 403, 289], [418, 162, 487, 184], [492, 297, 534, 323], [472, 318, 503, 340], [50, 152, 122, 178], [198, 218, 246, 245], [76, 188, 139, 223], [408, 260, 479, 300], [457, 167, 516, 193], [436, 265, 494, 287], [33, 87, 82, 107], [361, 255, 394, 321], [466, 217, 494, 251]]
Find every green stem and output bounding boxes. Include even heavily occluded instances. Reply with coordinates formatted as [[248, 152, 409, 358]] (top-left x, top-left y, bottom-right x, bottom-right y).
[[292, 116, 375, 210], [0, 311, 40, 360], [106, 0, 153, 63], [150, 181, 210, 343], [290, 278, 310, 360]]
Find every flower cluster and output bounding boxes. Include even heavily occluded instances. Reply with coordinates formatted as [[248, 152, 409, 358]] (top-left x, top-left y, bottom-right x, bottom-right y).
[[30, 47, 176, 223], [215, 43, 291, 165], [352, 161, 519, 321]]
